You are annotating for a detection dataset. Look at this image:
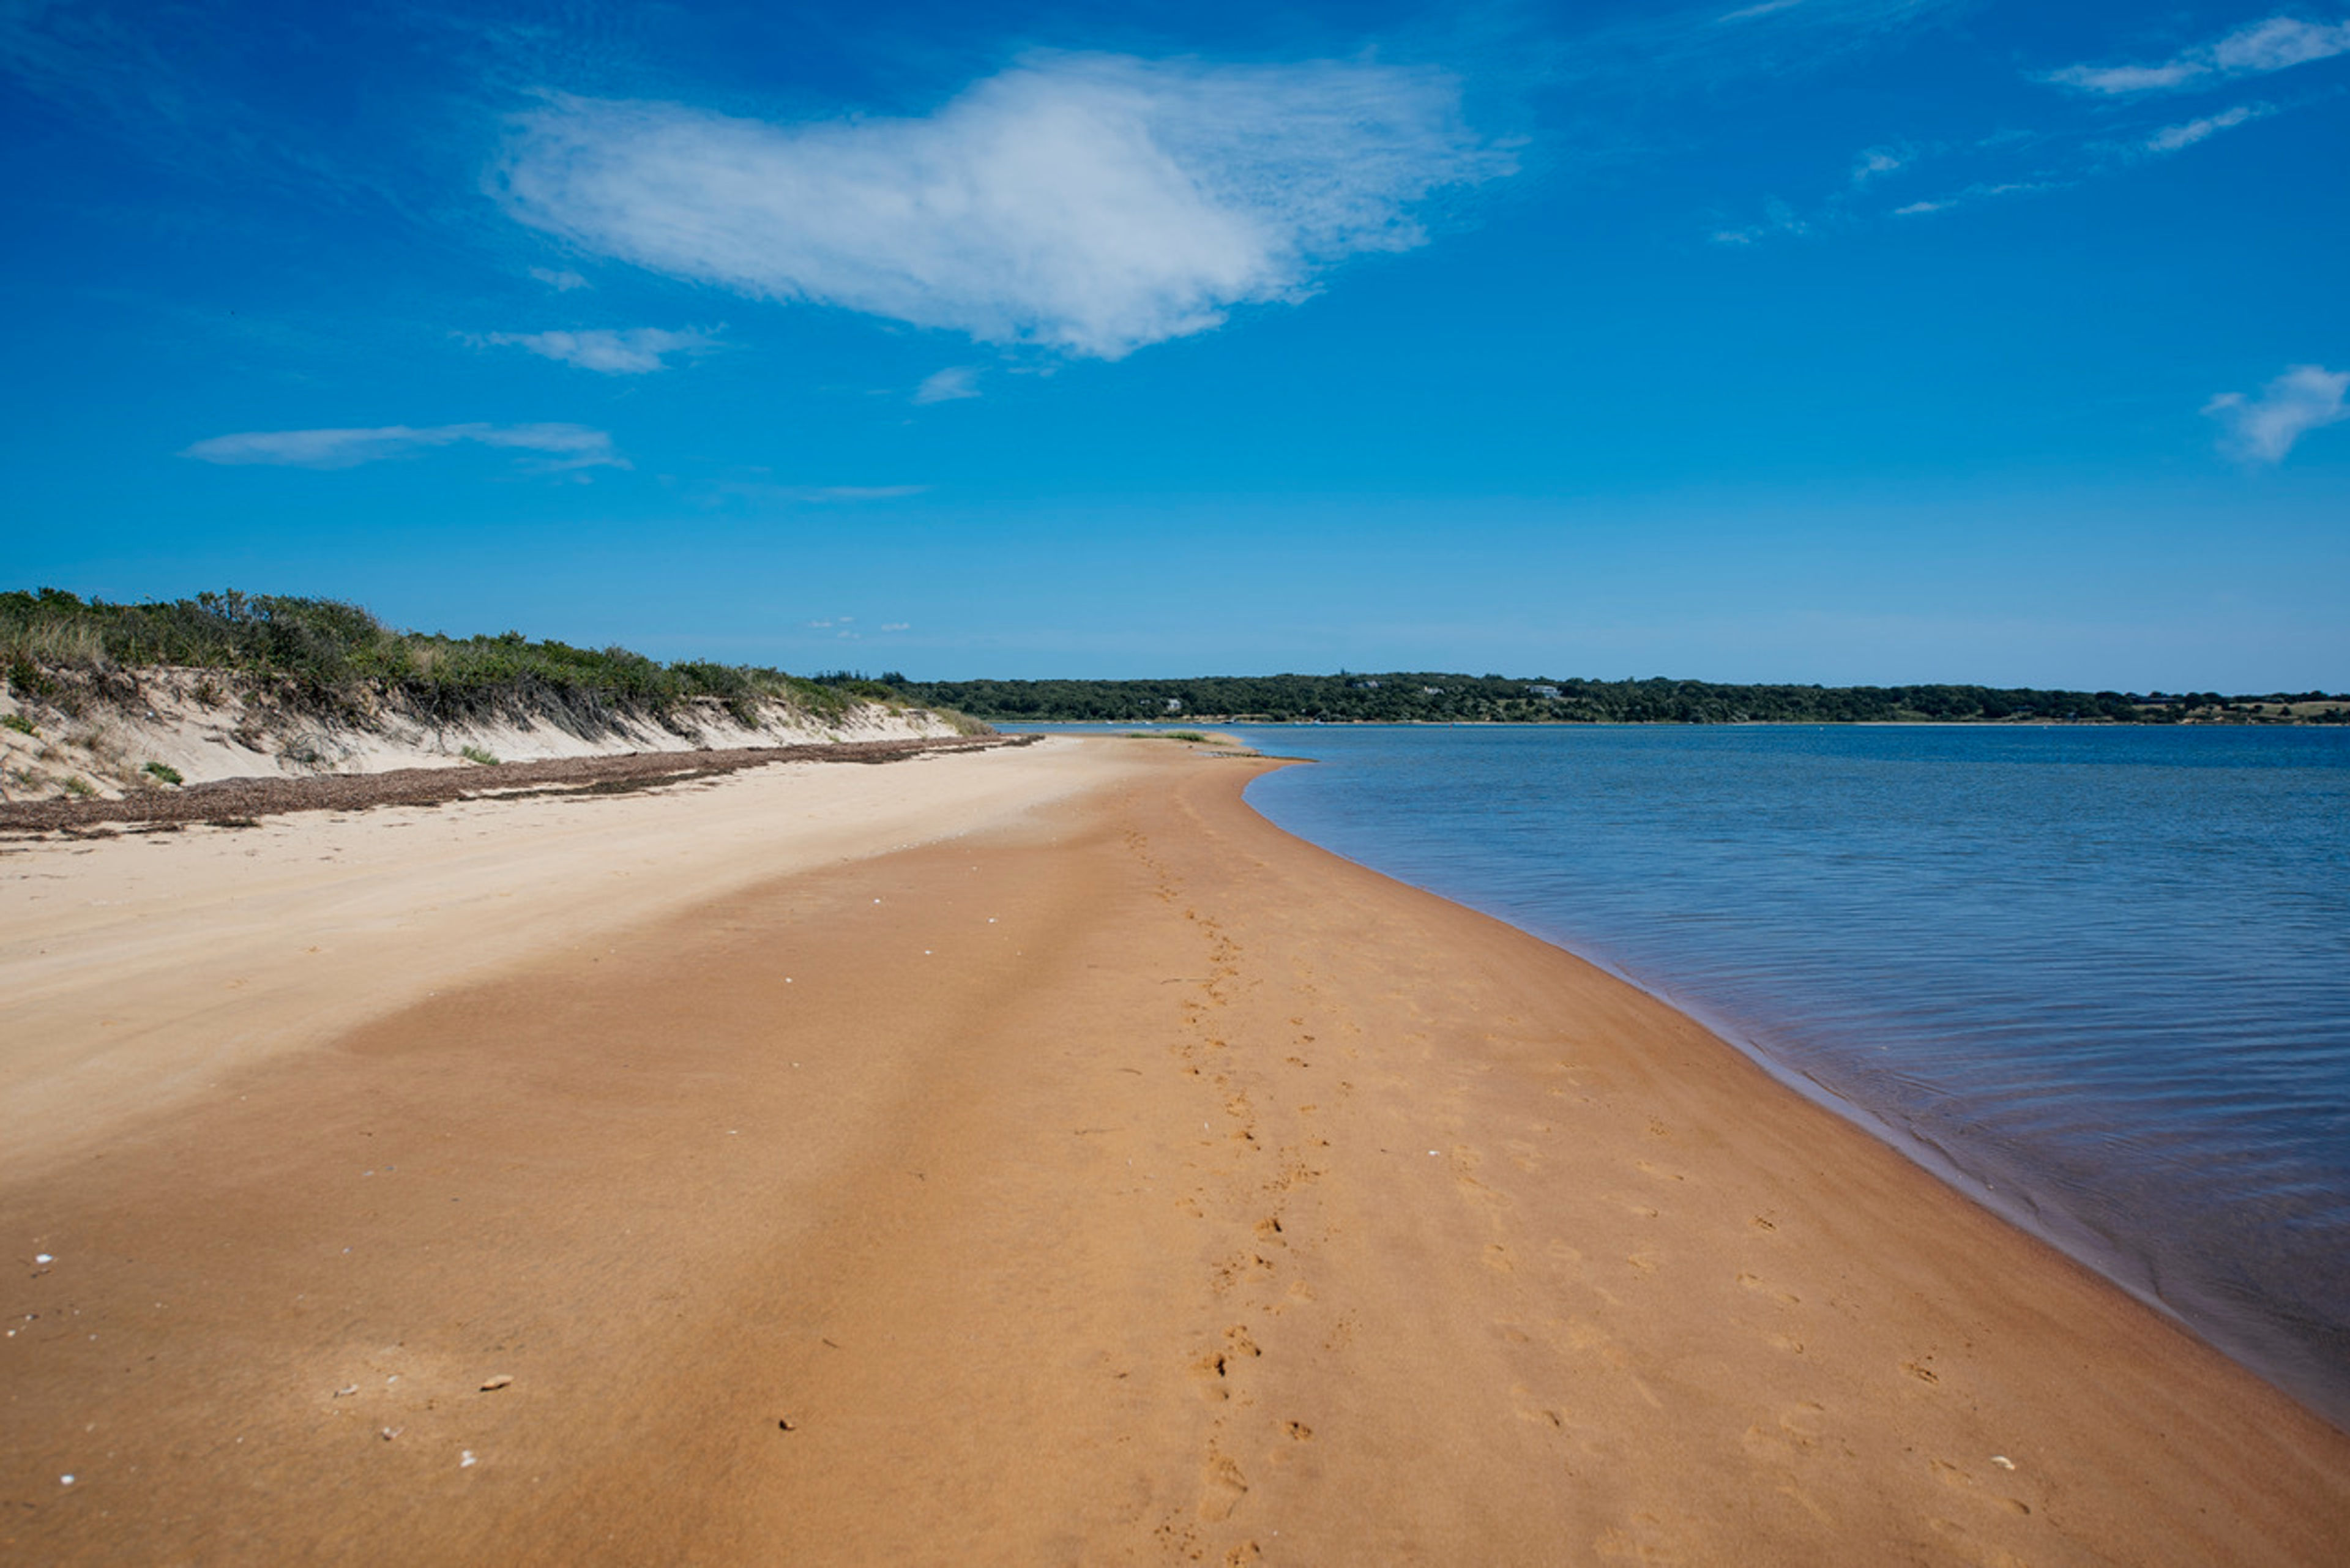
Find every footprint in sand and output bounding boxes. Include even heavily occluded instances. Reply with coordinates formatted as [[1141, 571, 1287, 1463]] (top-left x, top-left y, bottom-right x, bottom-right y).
[[1930, 1459, 2032, 1516], [1776, 1400, 1827, 1446], [1199, 1452, 1250, 1521], [1513, 1389, 1567, 1430], [1737, 1271, 1802, 1308]]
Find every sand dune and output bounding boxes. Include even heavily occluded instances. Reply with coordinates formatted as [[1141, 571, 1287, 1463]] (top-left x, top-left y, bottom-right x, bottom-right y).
[[2, 737, 2344, 1563]]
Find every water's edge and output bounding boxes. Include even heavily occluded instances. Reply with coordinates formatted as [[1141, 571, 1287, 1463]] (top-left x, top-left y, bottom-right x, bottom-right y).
[[1218, 732, 2350, 1436]]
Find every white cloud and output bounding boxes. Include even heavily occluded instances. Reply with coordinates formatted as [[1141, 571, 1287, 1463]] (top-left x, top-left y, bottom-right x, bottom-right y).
[[712, 479, 928, 506], [914, 366, 982, 404], [2210, 14, 2350, 72], [1710, 198, 1810, 244], [1889, 179, 2054, 216], [181, 422, 624, 469], [2049, 15, 2350, 95], [879, 622, 911, 632], [488, 52, 1512, 360], [2144, 103, 2271, 152], [1849, 144, 1909, 184], [2204, 364, 2350, 463], [480, 326, 716, 373], [529, 266, 591, 291], [1575, 0, 1963, 80], [801, 485, 927, 501]]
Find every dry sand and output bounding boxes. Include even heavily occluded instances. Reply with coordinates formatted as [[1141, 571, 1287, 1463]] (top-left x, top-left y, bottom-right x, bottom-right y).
[[2, 737, 2346, 1564]]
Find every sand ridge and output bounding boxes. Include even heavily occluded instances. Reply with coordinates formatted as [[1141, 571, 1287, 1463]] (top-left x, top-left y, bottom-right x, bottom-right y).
[[2, 738, 2346, 1562]]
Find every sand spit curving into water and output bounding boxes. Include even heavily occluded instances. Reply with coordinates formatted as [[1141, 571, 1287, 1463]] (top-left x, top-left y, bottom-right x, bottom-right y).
[[1, 737, 2344, 1563]]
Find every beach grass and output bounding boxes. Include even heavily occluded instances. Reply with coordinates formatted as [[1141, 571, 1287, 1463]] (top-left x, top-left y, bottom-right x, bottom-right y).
[[0, 586, 891, 733]]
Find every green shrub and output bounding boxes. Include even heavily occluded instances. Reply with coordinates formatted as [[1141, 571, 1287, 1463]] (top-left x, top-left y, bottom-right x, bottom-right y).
[[143, 761, 184, 785], [61, 774, 95, 797], [0, 588, 945, 735], [460, 745, 499, 766], [1, 713, 32, 736]]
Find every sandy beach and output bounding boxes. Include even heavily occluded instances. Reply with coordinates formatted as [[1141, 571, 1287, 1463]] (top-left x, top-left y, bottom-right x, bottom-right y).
[[3, 735, 2346, 1564]]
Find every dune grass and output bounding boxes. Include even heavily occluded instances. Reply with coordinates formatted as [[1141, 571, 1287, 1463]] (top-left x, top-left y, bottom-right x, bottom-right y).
[[1, 588, 870, 731]]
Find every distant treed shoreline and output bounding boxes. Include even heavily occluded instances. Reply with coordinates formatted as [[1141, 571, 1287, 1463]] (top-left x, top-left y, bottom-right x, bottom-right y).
[[861, 674, 2350, 726], [9, 591, 2338, 727]]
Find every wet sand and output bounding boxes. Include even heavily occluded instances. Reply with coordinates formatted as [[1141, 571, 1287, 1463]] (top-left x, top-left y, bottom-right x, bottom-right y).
[[3, 737, 2346, 1563]]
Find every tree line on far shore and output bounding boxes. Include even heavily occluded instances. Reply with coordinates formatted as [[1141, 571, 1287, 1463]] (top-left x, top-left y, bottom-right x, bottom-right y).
[[11, 589, 2338, 730], [837, 672, 2350, 726]]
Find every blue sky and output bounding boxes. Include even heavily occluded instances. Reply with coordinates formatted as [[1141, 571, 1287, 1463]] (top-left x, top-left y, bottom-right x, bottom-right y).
[[5, 0, 2346, 687]]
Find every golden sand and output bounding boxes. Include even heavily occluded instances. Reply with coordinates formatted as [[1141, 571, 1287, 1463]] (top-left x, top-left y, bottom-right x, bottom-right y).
[[4, 738, 2344, 1562]]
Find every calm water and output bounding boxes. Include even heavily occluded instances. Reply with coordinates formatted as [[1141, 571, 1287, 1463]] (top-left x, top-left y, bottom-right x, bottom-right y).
[[1199, 725, 2349, 1427]]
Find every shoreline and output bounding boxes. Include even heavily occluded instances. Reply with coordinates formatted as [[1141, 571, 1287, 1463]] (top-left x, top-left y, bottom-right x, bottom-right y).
[[4, 737, 2345, 1561], [1231, 785, 2350, 1435], [1225, 723, 2350, 1435], [1415, 902, 2350, 1435]]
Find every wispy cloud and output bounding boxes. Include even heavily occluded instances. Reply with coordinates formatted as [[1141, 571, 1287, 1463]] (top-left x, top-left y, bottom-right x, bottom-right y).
[[914, 366, 982, 405], [2048, 15, 2350, 95], [1566, 0, 1963, 82], [1849, 144, 1911, 185], [528, 266, 590, 291], [1891, 178, 2059, 217], [488, 52, 1513, 361], [2143, 103, 2272, 153], [717, 480, 930, 505], [181, 422, 624, 469], [1710, 140, 1920, 242], [803, 485, 927, 501], [2204, 364, 2350, 463], [1709, 198, 1811, 245], [477, 326, 717, 373]]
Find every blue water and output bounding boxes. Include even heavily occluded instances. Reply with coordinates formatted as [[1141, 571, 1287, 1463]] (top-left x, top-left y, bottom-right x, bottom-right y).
[[1050, 723, 2350, 1426]]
